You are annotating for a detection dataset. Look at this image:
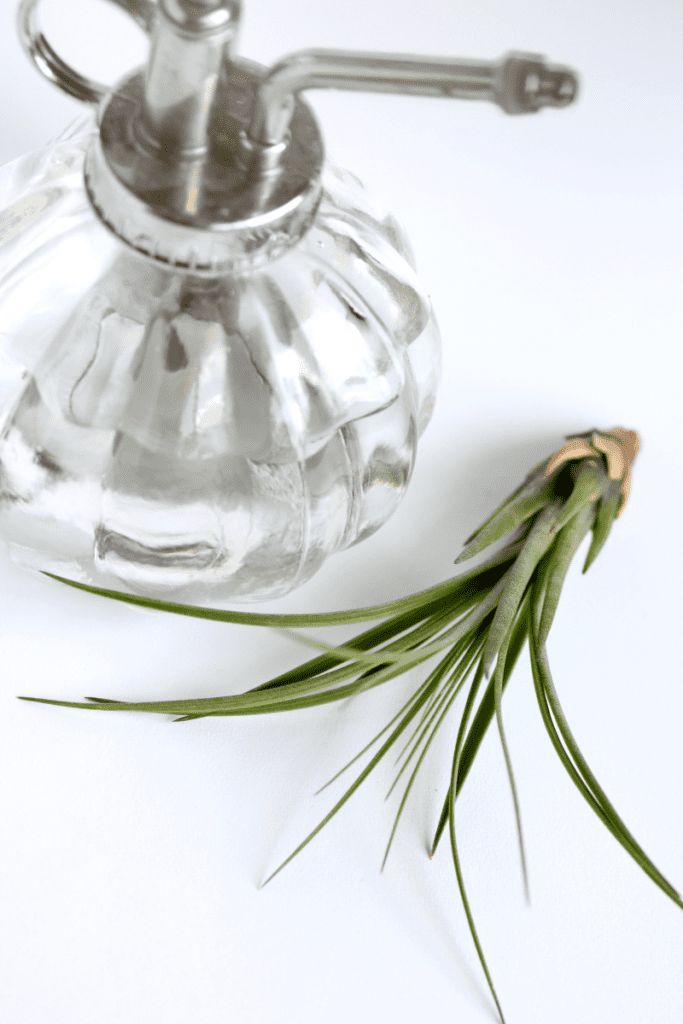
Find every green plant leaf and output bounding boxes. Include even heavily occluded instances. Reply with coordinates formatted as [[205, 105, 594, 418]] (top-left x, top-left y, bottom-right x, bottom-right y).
[[482, 503, 561, 676], [23, 424, 664, 1021], [42, 538, 522, 630], [461, 459, 549, 547], [548, 458, 605, 536], [381, 632, 487, 870], [582, 482, 622, 574], [528, 586, 683, 910], [454, 490, 548, 564], [448, 656, 507, 1023], [493, 613, 530, 902], [537, 502, 596, 646], [430, 588, 531, 858], [259, 669, 445, 888]]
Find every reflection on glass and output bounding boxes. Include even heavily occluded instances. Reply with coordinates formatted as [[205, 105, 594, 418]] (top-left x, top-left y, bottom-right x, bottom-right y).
[[0, 119, 441, 602]]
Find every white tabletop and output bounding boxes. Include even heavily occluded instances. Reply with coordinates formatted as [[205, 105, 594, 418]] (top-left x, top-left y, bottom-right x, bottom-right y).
[[1, 1, 682, 1022]]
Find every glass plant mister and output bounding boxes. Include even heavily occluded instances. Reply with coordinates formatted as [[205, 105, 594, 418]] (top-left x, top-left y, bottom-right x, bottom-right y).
[[0, 0, 578, 602]]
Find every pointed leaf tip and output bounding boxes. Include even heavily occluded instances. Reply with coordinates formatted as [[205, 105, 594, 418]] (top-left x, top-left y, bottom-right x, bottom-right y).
[[582, 484, 621, 573]]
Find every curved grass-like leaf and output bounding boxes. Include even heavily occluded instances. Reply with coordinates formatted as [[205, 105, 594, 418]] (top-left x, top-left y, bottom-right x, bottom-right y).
[[547, 458, 605, 535], [259, 657, 450, 888], [582, 482, 622, 574], [482, 503, 561, 676], [23, 425, 670, 1022], [430, 588, 531, 858], [41, 538, 523, 630], [460, 459, 549, 547], [448, 657, 507, 1024], [493, 614, 530, 902], [537, 502, 595, 646], [381, 631, 487, 871], [529, 585, 683, 910]]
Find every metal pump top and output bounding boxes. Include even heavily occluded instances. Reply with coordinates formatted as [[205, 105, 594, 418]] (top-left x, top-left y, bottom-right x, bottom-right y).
[[18, 0, 578, 274]]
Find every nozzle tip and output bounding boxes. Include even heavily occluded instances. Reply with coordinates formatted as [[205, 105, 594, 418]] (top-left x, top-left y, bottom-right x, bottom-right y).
[[497, 53, 579, 114], [527, 65, 579, 109]]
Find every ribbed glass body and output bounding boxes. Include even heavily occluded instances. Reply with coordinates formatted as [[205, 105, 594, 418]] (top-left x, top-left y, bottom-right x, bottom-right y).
[[0, 115, 440, 602]]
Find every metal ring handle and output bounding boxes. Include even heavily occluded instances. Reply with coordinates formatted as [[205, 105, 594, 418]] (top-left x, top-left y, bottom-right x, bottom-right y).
[[17, 0, 157, 104]]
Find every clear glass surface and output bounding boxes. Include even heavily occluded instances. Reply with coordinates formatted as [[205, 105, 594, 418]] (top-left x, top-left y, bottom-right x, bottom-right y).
[[0, 115, 441, 602]]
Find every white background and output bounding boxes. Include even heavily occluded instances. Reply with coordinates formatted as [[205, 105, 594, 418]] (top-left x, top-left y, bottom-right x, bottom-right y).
[[1, 1, 682, 1022]]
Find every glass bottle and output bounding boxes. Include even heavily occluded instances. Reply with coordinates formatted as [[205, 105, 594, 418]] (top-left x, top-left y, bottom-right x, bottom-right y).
[[0, 0, 577, 602]]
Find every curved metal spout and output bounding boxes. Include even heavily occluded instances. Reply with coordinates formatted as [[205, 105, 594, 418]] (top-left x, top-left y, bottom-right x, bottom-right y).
[[247, 49, 579, 149]]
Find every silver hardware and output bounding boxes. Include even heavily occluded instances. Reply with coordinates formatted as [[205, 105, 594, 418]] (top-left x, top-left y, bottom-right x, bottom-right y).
[[17, 0, 158, 104], [135, 0, 240, 156], [17, 0, 578, 273], [247, 49, 578, 149], [83, 64, 324, 275]]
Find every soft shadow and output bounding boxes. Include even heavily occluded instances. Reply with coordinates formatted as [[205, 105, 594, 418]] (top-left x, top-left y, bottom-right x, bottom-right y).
[[420, 426, 574, 557]]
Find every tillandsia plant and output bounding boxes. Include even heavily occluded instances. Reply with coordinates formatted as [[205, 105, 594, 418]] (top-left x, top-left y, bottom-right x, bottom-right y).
[[22, 426, 682, 1022]]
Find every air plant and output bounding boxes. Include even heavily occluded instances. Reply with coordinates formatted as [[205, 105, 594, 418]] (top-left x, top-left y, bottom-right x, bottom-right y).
[[21, 426, 681, 1022]]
